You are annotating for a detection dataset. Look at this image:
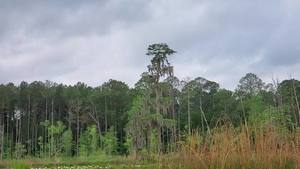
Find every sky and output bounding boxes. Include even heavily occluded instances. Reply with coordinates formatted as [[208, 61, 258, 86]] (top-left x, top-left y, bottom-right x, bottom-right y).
[[0, 0, 299, 90]]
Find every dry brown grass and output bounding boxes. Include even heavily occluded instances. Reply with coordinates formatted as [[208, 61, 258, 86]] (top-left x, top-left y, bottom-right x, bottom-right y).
[[161, 125, 300, 169]]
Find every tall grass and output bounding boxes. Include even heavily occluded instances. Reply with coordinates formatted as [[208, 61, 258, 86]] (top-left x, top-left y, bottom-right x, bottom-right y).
[[3, 124, 300, 169], [161, 124, 300, 169]]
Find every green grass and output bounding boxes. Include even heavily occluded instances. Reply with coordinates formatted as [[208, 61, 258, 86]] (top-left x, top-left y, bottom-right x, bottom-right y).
[[0, 155, 154, 169], [8, 160, 30, 169]]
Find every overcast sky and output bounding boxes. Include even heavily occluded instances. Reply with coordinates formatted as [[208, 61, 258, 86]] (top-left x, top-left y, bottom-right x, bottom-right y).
[[0, 0, 299, 90]]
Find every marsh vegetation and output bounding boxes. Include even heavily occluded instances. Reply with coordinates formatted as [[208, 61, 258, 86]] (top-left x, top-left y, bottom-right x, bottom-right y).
[[1, 44, 300, 169]]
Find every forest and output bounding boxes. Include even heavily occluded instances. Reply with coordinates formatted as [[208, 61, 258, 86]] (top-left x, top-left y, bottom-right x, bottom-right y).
[[1, 43, 300, 169]]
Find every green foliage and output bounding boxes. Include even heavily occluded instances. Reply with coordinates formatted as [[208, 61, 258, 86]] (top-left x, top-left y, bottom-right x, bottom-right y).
[[126, 96, 150, 153], [79, 125, 99, 156], [248, 94, 265, 114], [37, 136, 44, 157], [150, 130, 158, 154], [79, 130, 90, 156], [14, 143, 26, 159], [48, 121, 66, 135], [249, 106, 292, 133], [1, 42, 300, 163], [123, 137, 133, 155], [237, 73, 264, 96], [103, 127, 118, 155], [62, 129, 73, 157], [9, 160, 29, 169], [45, 121, 66, 157], [88, 125, 99, 155]]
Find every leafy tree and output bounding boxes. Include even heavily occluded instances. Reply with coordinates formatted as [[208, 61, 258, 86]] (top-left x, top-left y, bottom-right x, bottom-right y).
[[126, 96, 150, 154], [180, 77, 219, 133], [47, 121, 65, 157], [237, 73, 264, 96], [88, 125, 99, 155], [0, 49, 300, 160], [146, 43, 176, 152], [62, 129, 73, 157], [278, 79, 300, 125], [79, 130, 89, 156], [14, 143, 26, 159], [235, 73, 265, 126], [103, 127, 118, 155]]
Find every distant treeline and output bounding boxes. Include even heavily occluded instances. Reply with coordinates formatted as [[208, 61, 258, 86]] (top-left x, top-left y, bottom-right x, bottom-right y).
[[0, 43, 299, 159]]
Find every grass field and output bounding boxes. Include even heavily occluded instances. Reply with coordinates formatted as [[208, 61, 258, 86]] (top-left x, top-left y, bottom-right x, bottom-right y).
[[2, 125, 300, 169]]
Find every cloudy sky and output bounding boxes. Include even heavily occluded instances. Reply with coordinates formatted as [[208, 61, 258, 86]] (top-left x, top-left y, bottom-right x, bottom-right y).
[[0, 0, 299, 89]]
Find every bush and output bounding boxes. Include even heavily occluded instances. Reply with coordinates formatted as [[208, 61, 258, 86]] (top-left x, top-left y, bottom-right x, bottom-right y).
[[103, 127, 118, 155], [14, 143, 26, 159], [62, 129, 73, 157], [9, 160, 29, 169]]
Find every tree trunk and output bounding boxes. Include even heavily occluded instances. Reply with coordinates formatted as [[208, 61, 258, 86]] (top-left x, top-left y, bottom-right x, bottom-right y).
[[199, 96, 211, 136], [0, 101, 4, 159], [44, 98, 48, 155], [292, 79, 300, 123], [27, 95, 31, 155], [170, 87, 176, 151], [15, 117, 18, 144], [10, 122, 13, 159], [76, 109, 80, 156], [200, 99, 205, 135], [0, 122, 3, 160], [240, 98, 249, 134], [51, 99, 54, 157], [155, 87, 161, 153], [187, 87, 191, 135], [105, 96, 108, 132], [19, 112, 22, 145]]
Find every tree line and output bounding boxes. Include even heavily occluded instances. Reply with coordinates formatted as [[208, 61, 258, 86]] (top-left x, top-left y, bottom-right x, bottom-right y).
[[0, 43, 299, 159]]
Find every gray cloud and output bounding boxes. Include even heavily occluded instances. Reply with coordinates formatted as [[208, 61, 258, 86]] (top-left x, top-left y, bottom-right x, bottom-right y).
[[0, 0, 299, 89]]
